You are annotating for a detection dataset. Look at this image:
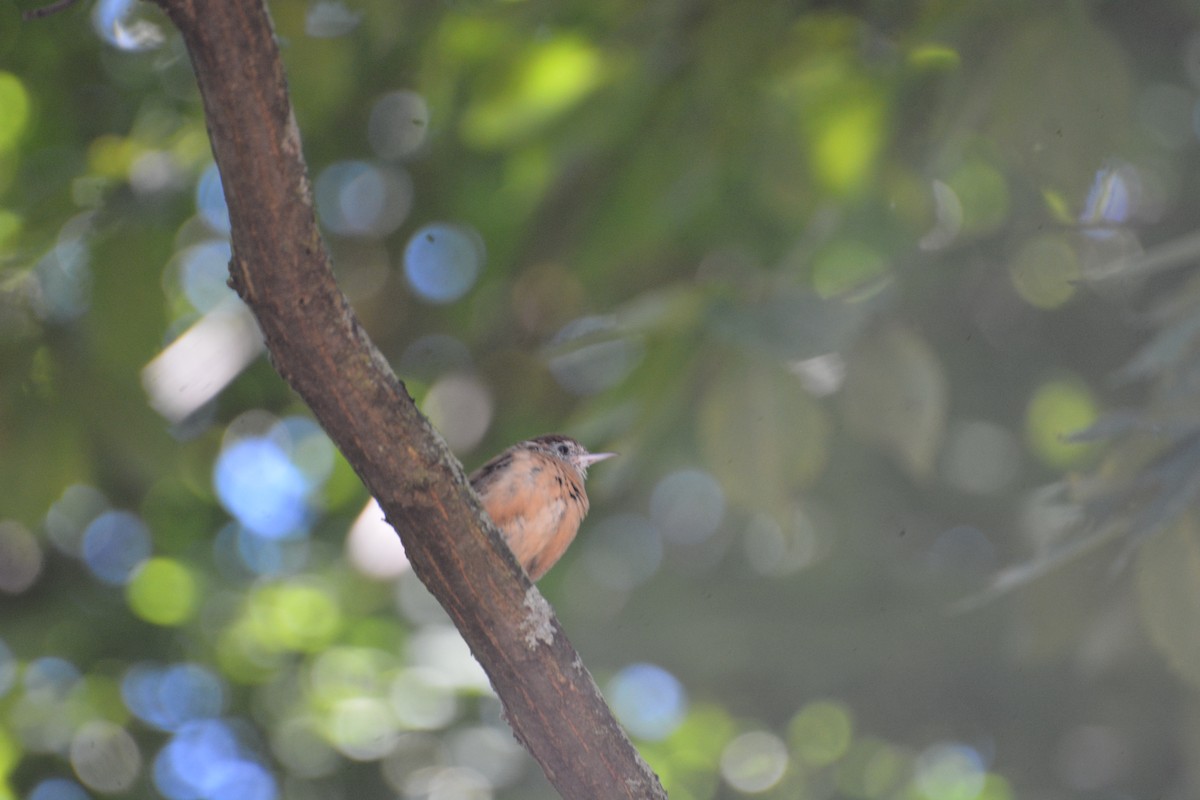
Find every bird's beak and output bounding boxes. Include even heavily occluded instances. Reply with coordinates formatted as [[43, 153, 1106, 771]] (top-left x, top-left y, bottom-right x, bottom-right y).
[[581, 451, 617, 467]]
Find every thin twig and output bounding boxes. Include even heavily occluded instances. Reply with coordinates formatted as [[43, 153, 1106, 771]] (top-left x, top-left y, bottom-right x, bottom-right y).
[[22, 0, 81, 21]]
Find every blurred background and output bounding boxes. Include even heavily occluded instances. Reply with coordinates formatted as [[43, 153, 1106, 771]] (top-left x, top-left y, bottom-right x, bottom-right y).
[[4, 0, 1200, 798]]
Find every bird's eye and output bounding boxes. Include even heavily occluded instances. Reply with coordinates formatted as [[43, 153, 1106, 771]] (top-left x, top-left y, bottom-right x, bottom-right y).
[[558, 443, 571, 456]]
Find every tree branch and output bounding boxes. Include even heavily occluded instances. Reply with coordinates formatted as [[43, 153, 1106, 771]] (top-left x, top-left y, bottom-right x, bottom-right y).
[[148, 1, 665, 797]]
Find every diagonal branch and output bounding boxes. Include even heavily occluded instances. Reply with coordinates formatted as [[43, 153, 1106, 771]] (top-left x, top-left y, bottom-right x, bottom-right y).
[[148, 0, 665, 797]]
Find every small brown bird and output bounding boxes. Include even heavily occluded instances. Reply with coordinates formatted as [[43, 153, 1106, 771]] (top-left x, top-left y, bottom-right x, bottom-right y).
[[470, 434, 615, 580]]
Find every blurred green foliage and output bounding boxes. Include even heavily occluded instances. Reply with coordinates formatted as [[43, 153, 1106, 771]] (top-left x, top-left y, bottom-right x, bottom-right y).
[[5, 0, 1200, 798]]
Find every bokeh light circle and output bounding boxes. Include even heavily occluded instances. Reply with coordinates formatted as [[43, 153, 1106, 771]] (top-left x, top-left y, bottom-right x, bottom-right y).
[[69, 721, 141, 793], [406, 765, 491, 800], [0, 72, 30, 153], [789, 700, 853, 767], [153, 718, 277, 800], [421, 373, 493, 453], [205, 760, 277, 800], [836, 738, 907, 798], [122, 662, 226, 731], [271, 717, 340, 779], [329, 697, 399, 761], [1008, 235, 1080, 310], [408, 628, 492, 690], [272, 416, 336, 487], [195, 164, 231, 235], [408, 626, 490, 691], [0, 520, 43, 594], [249, 581, 342, 654], [347, 498, 409, 580], [369, 90, 431, 159], [1025, 378, 1099, 468], [81, 510, 152, 585], [25, 657, 81, 701], [28, 778, 91, 800], [649, 469, 726, 545], [390, 668, 459, 731], [177, 240, 235, 313], [380, 732, 448, 793], [743, 508, 823, 577], [233, 523, 311, 577], [607, 663, 687, 741], [214, 438, 311, 538], [19, 658, 81, 754], [45, 484, 108, 556], [130, 150, 183, 196], [720, 731, 789, 793], [448, 726, 526, 789], [305, 2, 361, 37], [315, 160, 413, 239], [403, 223, 485, 304], [579, 514, 663, 591], [127, 558, 199, 626], [914, 742, 986, 800]]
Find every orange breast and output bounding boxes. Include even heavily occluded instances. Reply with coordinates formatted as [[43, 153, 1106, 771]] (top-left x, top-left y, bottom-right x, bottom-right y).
[[478, 449, 589, 580]]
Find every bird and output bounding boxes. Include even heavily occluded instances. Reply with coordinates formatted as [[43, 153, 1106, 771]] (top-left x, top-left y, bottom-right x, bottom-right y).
[[469, 434, 615, 580]]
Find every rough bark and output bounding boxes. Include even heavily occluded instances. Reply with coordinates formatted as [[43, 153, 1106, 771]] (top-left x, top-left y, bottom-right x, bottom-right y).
[[148, 1, 665, 797]]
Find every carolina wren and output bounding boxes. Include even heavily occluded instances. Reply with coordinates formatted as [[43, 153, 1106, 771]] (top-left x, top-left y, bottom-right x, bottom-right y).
[[470, 434, 615, 580]]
